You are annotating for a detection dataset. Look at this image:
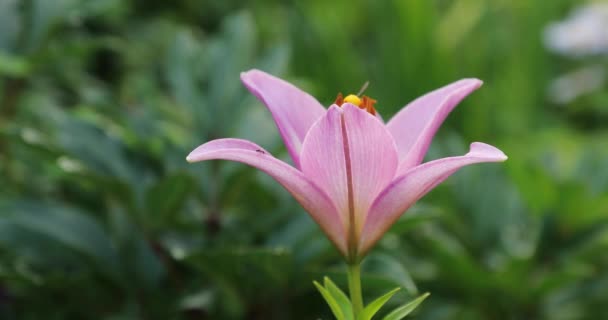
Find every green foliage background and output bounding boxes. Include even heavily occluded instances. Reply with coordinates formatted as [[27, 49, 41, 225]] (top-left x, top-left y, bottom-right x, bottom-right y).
[[1, 0, 608, 319]]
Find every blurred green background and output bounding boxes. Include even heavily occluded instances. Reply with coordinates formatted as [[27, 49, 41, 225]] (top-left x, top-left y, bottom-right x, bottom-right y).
[[1, 0, 608, 319]]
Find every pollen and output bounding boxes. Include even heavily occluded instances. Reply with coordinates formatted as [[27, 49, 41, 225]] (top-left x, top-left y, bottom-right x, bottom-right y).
[[334, 93, 377, 116], [343, 94, 361, 106]]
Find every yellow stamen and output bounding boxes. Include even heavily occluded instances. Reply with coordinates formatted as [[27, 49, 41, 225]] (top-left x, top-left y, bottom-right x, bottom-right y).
[[343, 94, 362, 106], [334, 90, 378, 116]]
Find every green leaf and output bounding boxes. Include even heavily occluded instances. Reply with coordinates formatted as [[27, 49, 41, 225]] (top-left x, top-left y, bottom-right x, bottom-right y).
[[364, 254, 418, 295], [164, 28, 206, 132], [324, 277, 354, 320], [382, 292, 430, 320], [207, 12, 256, 134], [57, 118, 137, 184], [144, 172, 194, 227], [359, 287, 400, 320], [0, 201, 121, 282], [0, 0, 20, 50], [23, 0, 77, 52], [314, 280, 345, 320], [0, 52, 31, 76], [185, 247, 293, 318], [108, 208, 165, 290]]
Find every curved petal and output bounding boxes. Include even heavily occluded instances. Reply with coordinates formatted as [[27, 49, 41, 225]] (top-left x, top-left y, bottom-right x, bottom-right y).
[[359, 142, 507, 256], [299, 104, 399, 241], [241, 70, 326, 168], [187, 138, 346, 254], [387, 79, 483, 174]]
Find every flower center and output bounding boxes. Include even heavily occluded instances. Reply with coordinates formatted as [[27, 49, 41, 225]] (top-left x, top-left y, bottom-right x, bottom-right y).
[[334, 93, 377, 115]]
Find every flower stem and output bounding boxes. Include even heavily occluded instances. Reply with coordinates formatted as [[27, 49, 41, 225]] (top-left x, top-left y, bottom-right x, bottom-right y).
[[347, 262, 364, 316]]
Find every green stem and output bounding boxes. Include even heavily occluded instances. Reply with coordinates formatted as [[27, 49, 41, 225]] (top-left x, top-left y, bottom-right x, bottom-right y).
[[347, 263, 364, 317]]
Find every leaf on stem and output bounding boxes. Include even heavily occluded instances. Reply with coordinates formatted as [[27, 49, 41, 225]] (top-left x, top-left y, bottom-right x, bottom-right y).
[[382, 292, 430, 320], [324, 277, 354, 320], [359, 287, 400, 320], [314, 280, 346, 320]]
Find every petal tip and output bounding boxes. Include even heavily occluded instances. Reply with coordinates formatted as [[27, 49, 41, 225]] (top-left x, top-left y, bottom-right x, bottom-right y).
[[469, 142, 508, 161], [186, 150, 200, 163], [474, 79, 483, 88], [240, 69, 268, 85], [461, 78, 483, 90], [327, 104, 344, 114], [341, 103, 359, 112], [342, 103, 380, 119], [240, 69, 256, 81], [341, 102, 357, 108]]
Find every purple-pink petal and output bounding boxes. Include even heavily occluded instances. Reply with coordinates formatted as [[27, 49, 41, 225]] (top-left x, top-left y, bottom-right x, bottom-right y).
[[186, 138, 347, 254], [387, 79, 483, 175], [241, 70, 326, 168], [358, 142, 507, 256], [299, 104, 399, 240]]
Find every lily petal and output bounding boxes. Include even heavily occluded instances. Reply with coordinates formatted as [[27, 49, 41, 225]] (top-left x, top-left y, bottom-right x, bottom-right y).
[[241, 70, 326, 168], [387, 79, 483, 174], [299, 104, 399, 238], [359, 142, 507, 255], [187, 138, 346, 254]]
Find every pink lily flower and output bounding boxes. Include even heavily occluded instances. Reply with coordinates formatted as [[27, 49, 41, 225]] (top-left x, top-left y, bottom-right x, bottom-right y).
[[187, 70, 507, 262]]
